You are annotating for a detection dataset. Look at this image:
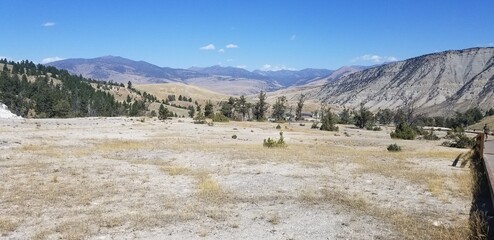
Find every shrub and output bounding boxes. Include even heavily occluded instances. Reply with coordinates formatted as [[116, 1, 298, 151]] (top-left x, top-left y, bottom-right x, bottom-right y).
[[320, 108, 339, 131], [442, 132, 476, 148], [390, 122, 416, 140], [232, 134, 237, 139], [366, 126, 382, 131], [311, 122, 319, 129], [193, 111, 206, 124], [276, 124, 282, 129], [263, 132, 286, 148], [212, 113, 229, 122], [423, 130, 440, 140], [387, 143, 402, 152]]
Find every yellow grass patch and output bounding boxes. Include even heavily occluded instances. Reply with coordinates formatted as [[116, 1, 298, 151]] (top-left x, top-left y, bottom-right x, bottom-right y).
[[196, 175, 228, 203], [0, 218, 18, 235]]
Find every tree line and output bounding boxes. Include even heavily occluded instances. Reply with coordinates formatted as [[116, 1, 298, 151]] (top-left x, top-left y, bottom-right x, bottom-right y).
[[0, 59, 153, 118]]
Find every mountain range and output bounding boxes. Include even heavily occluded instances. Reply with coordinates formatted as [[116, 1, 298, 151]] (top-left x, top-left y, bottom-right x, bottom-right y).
[[47, 56, 366, 95], [313, 47, 494, 115], [47, 47, 494, 115]]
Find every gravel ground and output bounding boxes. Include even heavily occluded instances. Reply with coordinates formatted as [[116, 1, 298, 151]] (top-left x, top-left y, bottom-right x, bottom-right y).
[[0, 117, 471, 239]]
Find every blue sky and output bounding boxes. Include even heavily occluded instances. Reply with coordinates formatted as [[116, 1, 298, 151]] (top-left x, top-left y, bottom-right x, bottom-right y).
[[1, 0, 493, 71]]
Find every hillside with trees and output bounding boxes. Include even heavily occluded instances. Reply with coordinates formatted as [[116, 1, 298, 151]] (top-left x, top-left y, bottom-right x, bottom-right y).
[[0, 59, 158, 118]]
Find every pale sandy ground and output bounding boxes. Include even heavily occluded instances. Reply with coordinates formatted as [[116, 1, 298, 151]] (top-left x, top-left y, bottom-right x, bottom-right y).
[[0, 117, 472, 239]]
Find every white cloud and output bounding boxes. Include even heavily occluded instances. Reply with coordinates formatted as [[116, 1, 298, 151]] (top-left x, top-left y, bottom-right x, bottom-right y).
[[290, 35, 296, 41], [218, 49, 225, 53], [200, 44, 215, 50], [236, 65, 247, 69], [41, 57, 65, 64], [42, 22, 56, 27], [226, 44, 238, 49], [352, 54, 398, 64], [261, 64, 296, 71], [226, 59, 234, 62]]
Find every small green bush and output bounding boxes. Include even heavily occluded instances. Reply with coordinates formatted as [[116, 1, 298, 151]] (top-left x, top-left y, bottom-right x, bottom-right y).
[[263, 132, 286, 148], [311, 122, 319, 129], [387, 143, 402, 152], [423, 130, 440, 140], [212, 113, 229, 122], [276, 124, 282, 129], [366, 126, 382, 131], [390, 122, 416, 140], [442, 132, 475, 148]]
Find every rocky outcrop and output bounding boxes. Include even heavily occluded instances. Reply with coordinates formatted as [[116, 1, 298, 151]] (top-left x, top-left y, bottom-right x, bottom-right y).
[[0, 103, 22, 119], [316, 47, 494, 115]]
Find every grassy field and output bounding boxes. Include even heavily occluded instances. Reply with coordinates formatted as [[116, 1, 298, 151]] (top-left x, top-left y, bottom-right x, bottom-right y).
[[0, 117, 473, 239]]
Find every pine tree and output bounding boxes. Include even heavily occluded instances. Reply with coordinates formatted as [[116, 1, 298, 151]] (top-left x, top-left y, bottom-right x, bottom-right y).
[[204, 100, 214, 118], [271, 96, 287, 121], [253, 91, 268, 121], [295, 94, 305, 121], [158, 104, 169, 120], [187, 105, 195, 118], [236, 95, 249, 120]]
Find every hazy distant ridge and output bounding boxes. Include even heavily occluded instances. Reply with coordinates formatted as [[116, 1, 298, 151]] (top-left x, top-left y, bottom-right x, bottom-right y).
[[47, 57, 346, 94]]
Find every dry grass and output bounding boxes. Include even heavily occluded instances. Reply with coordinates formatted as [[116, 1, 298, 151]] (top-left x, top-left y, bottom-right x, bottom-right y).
[[161, 165, 193, 176], [196, 175, 229, 203], [298, 187, 470, 239], [0, 218, 18, 235], [267, 212, 281, 225], [19, 143, 63, 158], [0, 118, 474, 239], [55, 220, 91, 240]]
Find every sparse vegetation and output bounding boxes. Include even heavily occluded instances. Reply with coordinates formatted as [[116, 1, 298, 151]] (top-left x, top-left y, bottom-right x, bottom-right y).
[[212, 112, 229, 122], [0, 116, 472, 239], [390, 122, 417, 140], [442, 130, 476, 148], [263, 132, 286, 148], [422, 130, 440, 140], [353, 103, 374, 129], [193, 111, 206, 124], [387, 143, 402, 152], [320, 107, 339, 131]]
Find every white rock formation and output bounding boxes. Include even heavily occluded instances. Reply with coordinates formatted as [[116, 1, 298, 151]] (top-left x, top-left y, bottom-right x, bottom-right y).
[[0, 103, 22, 119]]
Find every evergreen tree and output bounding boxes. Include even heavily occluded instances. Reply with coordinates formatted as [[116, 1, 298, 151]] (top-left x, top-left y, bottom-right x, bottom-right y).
[[338, 107, 352, 124], [271, 96, 287, 121], [295, 94, 306, 121], [236, 95, 249, 120], [353, 103, 374, 129], [253, 91, 268, 121], [204, 100, 214, 118], [158, 104, 169, 120], [220, 97, 235, 119], [187, 105, 195, 118], [376, 108, 394, 125], [320, 107, 339, 131]]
